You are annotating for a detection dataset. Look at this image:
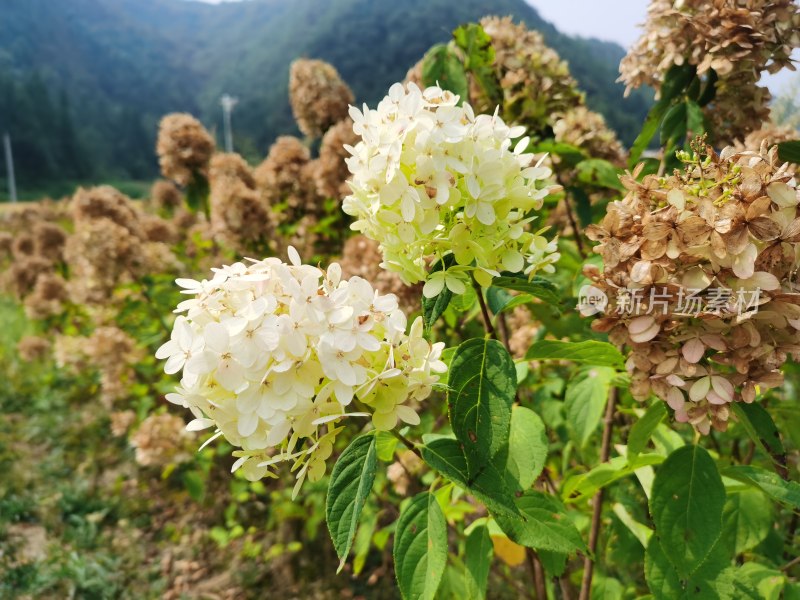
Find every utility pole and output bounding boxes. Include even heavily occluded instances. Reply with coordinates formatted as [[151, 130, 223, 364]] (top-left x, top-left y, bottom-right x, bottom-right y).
[[3, 132, 16, 203], [220, 94, 238, 153]]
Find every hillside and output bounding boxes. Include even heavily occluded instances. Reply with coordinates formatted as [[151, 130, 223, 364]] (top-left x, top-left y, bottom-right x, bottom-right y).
[[0, 0, 651, 189]]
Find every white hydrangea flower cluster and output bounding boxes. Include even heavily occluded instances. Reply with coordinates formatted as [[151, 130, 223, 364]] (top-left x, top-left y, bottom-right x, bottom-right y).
[[156, 247, 446, 494], [343, 82, 560, 296]]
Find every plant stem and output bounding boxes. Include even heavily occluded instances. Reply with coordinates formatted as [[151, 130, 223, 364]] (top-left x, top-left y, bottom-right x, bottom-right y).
[[563, 192, 587, 260], [781, 554, 800, 572], [472, 278, 497, 339], [527, 549, 547, 600], [578, 386, 618, 600], [389, 429, 422, 459]]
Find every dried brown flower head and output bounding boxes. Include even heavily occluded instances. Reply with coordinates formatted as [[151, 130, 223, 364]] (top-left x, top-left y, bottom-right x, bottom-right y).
[[477, 16, 585, 136], [314, 118, 359, 199], [289, 59, 354, 138], [620, 0, 800, 144], [17, 336, 51, 362], [85, 326, 142, 407], [24, 273, 68, 319], [586, 143, 800, 434], [71, 186, 143, 237], [130, 414, 193, 468], [0, 231, 13, 257], [12, 234, 35, 259], [553, 107, 627, 166], [157, 113, 215, 186], [209, 153, 274, 252], [65, 217, 143, 304], [141, 214, 179, 245], [150, 180, 184, 213], [33, 222, 67, 263], [3, 256, 51, 299], [110, 410, 137, 437]]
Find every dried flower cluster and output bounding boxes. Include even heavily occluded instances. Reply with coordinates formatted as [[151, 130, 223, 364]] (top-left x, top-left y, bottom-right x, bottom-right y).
[[343, 83, 559, 293], [553, 107, 627, 166], [17, 335, 51, 362], [289, 59, 354, 139], [209, 153, 274, 253], [314, 118, 359, 199], [65, 186, 179, 303], [86, 326, 143, 406], [585, 143, 800, 433], [157, 113, 216, 186], [620, 0, 800, 144], [151, 180, 184, 213], [131, 414, 194, 468], [476, 16, 585, 137], [254, 137, 316, 224], [157, 249, 446, 493]]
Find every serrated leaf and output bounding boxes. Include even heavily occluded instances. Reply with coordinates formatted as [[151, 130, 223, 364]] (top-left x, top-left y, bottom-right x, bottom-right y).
[[650, 445, 725, 578], [448, 338, 516, 479], [525, 340, 623, 367], [464, 524, 493, 600], [421, 44, 469, 100], [492, 276, 561, 307], [493, 491, 586, 554], [732, 402, 787, 474], [326, 433, 377, 569], [506, 406, 547, 491], [628, 402, 667, 458], [722, 465, 800, 509], [722, 489, 773, 555], [421, 437, 520, 517], [564, 366, 616, 447], [646, 535, 759, 600], [394, 492, 448, 600]]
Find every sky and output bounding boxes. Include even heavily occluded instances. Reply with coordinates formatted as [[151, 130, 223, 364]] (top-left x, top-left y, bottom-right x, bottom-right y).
[[187, 0, 797, 94]]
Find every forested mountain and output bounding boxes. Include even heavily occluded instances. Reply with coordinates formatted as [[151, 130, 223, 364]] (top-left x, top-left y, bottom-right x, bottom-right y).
[[0, 0, 651, 189]]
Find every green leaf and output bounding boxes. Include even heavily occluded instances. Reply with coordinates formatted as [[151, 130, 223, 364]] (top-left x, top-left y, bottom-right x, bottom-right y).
[[731, 403, 787, 475], [628, 402, 667, 458], [420, 44, 469, 100], [452, 23, 501, 107], [464, 524, 493, 600], [660, 101, 687, 148], [629, 98, 670, 167], [575, 159, 624, 191], [185, 174, 210, 217], [506, 406, 548, 491], [612, 503, 653, 548], [562, 454, 664, 502], [525, 340, 623, 368], [646, 535, 759, 599], [326, 433, 378, 569], [493, 490, 586, 554], [492, 276, 561, 307], [722, 489, 773, 555], [422, 255, 456, 336], [722, 465, 800, 509], [697, 69, 718, 107], [421, 437, 520, 517], [686, 100, 705, 136], [375, 431, 399, 462], [448, 338, 516, 479], [534, 140, 587, 167], [564, 366, 616, 447], [183, 470, 206, 502], [394, 492, 448, 600], [777, 140, 800, 164], [660, 63, 697, 102], [650, 445, 725, 578], [486, 286, 533, 315]]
